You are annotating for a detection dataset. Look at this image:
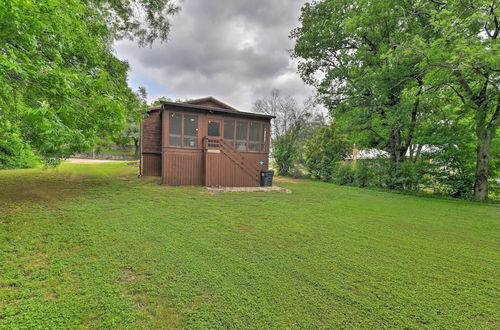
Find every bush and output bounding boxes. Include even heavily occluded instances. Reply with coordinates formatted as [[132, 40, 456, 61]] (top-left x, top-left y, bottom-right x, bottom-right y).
[[424, 144, 476, 198], [0, 121, 38, 169], [354, 161, 374, 187], [333, 164, 355, 185], [303, 124, 351, 180], [367, 160, 429, 190], [272, 130, 300, 176]]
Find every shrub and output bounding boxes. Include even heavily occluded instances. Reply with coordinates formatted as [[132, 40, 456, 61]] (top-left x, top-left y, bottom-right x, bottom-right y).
[[303, 124, 351, 180], [333, 164, 355, 185], [272, 130, 301, 176], [0, 121, 38, 169], [424, 144, 476, 198], [354, 161, 374, 187], [368, 160, 430, 190]]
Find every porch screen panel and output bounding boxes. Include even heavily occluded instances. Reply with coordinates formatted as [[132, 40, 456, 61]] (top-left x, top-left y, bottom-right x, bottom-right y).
[[248, 122, 261, 152], [224, 120, 235, 147], [183, 115, 198, 148], [169, 113, 182, 147], [236, 121, 248, 152]]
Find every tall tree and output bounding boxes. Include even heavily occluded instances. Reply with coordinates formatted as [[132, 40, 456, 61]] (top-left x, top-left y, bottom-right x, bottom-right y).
[[253, 89, 325, 175], [408, 0, 499, 200], [253, 89, 325, 138], [291, 0, 429, 166], [291, 0, 498, 199], [0, 0, 179, 166], [112, 87, 149, 159]]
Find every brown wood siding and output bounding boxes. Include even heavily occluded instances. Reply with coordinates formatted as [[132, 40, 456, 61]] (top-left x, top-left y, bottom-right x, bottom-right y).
[[142, 111, 162, 153], [142, 153, 161, 176], [162, 149, 203, 185], [205, 152, 267, 187]]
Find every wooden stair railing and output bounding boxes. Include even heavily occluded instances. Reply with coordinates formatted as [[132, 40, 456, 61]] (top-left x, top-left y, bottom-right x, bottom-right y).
[[203, 137, 260, 184], [218, 139, 261, 182]]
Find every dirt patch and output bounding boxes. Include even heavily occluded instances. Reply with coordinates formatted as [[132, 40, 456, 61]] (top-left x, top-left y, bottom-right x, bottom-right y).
[[120, 267, 151, 283], [207, 186, 292, 193], [0, 180, 88, 214], [27, 253, 49, 268], [44, 291, 58, 300], [65, 158, 115, 164], [273, 177, 304, 184], [185, 291, 213, 311], [238, 224, 255, 233], [120, 268, 138, 282]]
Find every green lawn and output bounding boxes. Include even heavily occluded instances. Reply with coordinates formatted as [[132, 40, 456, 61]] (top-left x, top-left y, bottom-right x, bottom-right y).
[[0, 162, 498, 329]]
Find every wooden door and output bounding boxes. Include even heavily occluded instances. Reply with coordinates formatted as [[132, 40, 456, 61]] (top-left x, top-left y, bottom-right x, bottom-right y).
[[207, 119, 222, 138]]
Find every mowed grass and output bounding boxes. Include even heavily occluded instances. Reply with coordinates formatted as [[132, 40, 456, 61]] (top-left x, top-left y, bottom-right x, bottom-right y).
[[0, 162, 498, 329]]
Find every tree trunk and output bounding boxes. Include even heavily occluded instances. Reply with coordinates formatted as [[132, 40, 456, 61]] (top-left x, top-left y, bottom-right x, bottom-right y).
[[388, 126, 405, 163], [474, 128, 492, 200], [471, 98, 498, 200], [133, 138, 140, 160]]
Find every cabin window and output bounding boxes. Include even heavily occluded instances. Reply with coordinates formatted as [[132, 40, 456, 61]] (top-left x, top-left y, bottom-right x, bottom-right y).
[[224, 120, 267, 152], [223, 120, 235, 146], [169, 112, 198, 148], [208, 120, 220, 137], [235, 121, 248, 152], [169, 113, 182, 147], [183, 115, 198, 148]]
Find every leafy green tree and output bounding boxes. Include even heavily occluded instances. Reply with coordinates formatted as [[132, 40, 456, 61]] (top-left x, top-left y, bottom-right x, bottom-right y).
[[0, 121, 37, 169], [272, 126, 301, 176], [406, 0, 499, 200], [86, 0, 180, 46], [112, 87, 148, 158], [292, 0, 498, 200], [0, 0, 178, 167], [254, 89, 325, 176], [291, 0, 428, 167], [303, 124, 351, 181]]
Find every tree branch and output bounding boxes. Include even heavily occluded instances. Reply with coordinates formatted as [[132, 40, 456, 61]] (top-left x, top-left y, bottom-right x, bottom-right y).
[[487, 96, 500, 130], [449, 84, 467, 105], [453, 70, 477, 106]]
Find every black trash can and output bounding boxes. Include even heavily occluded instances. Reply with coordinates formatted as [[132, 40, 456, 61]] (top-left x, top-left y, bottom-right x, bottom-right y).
[[260, 170, 274, 187]]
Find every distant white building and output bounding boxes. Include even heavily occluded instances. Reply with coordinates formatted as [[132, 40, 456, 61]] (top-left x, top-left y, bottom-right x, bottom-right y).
[[345, 145, 441, 163]]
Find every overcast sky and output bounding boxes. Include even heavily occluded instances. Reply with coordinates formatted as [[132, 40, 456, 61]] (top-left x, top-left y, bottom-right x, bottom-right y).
[[114, 0, 315, 111]]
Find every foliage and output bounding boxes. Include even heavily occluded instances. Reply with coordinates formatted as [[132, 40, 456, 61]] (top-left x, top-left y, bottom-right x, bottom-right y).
[[291, 0, 499, 200], [310, 158, 431, 193], [303, 124, 351, 181], [0, 120, 37, 169], [254, 89, 326, 176], [271, 126, 301, 176], [332, 164, 355, 185], [291, 0, 428, 164], [0, 162, 498, 328], [112, 87, 148, 159], [0, 0, 177, 168], [407, 0, 499, 200], [87, 0, 180, 46], [353, 161, 373, 188]]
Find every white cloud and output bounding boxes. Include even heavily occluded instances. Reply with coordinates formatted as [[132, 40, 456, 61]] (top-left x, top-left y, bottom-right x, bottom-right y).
[[114, 0, 315, 111]]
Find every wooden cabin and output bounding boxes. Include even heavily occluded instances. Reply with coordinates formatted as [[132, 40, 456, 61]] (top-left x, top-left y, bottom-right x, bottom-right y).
[[140, 97, 274, 187]]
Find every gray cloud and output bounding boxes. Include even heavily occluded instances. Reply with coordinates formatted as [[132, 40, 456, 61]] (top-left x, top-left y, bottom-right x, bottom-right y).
[[115, 0, 315, 111]]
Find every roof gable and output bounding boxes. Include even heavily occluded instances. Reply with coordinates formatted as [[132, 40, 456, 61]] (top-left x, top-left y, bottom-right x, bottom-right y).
[[183, 97, 238, 112]]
